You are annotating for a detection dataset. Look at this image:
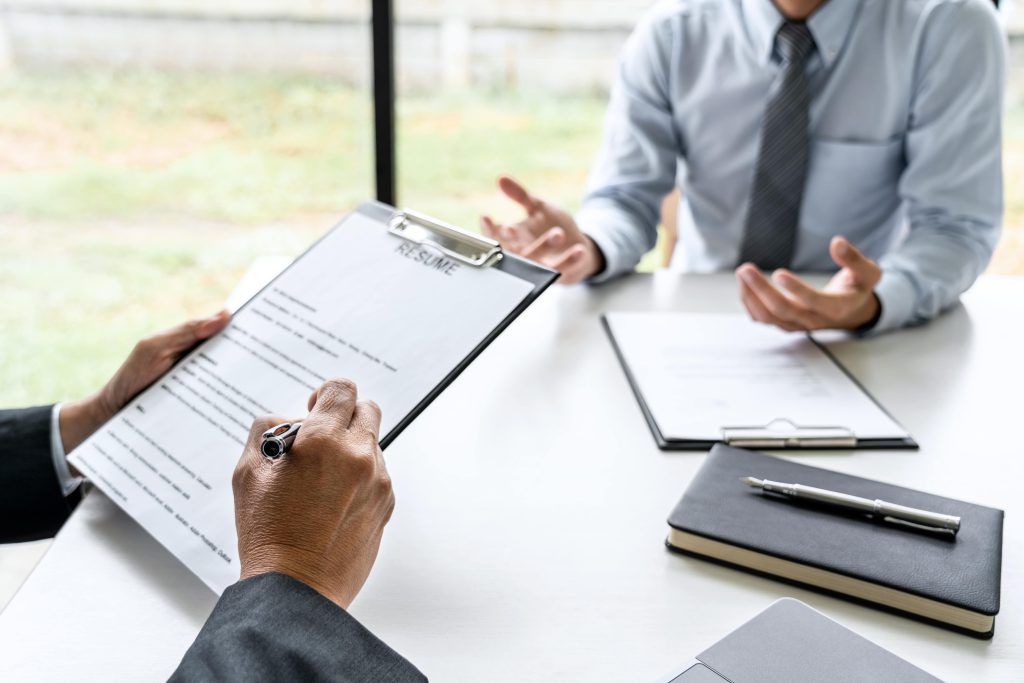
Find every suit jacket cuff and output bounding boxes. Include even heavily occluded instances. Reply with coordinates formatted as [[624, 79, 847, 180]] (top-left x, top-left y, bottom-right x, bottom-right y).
[[0, 405, 79, 543], [171, 572, 426, 682]]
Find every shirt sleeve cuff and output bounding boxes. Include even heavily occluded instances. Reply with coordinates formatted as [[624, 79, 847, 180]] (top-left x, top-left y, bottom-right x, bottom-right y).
[[871, 269, 918, 334], [50, 404, 83, 497], [576, 200, 650, 284]]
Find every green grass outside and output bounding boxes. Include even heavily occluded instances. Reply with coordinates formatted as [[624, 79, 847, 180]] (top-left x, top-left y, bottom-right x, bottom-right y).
[[1, 70, 1022, 407], [0, 71, 617, 406]]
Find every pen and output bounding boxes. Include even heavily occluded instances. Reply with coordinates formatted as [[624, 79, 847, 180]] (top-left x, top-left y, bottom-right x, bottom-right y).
[[261, 422, 301, 459], [740, 476, 961, 533]]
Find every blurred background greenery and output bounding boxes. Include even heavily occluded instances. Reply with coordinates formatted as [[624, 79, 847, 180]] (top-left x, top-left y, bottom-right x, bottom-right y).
[[2, 37, 1023, 407], [0, 72, 612, 405]]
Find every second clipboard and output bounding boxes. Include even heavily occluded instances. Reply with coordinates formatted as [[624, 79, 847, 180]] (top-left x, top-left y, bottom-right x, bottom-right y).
[[602, 311, 918, 451]]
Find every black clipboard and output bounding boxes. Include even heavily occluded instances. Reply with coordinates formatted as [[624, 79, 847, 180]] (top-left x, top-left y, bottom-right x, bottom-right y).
[[66, 200, 558, 593], [601, 314, 917, 451]]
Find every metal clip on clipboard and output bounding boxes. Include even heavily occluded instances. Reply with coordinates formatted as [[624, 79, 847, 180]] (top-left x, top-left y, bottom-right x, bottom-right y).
[[721, 418, 857, 449], [388, 208, 503, 268]]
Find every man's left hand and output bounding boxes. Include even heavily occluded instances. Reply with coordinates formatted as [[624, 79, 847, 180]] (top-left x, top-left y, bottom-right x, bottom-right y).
[[60, 310, 232, 453], [736, 236, 881, 333]]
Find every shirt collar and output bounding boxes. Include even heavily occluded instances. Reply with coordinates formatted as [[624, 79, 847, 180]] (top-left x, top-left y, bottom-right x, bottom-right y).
[[743, 0, 863, 69]]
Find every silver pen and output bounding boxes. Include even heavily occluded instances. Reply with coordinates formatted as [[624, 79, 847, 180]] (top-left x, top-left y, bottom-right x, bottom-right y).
[[741, 476, 961, 534]]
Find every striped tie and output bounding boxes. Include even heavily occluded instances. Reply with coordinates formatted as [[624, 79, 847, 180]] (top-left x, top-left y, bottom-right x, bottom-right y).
[[738, 21, 817, 270]]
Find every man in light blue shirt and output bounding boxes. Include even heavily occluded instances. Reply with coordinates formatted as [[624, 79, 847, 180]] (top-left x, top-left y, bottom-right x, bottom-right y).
[[482, 0, 1005, 333]]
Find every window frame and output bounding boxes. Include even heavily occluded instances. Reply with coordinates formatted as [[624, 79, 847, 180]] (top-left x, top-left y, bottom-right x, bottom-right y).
[[372, 0, 396, 205]]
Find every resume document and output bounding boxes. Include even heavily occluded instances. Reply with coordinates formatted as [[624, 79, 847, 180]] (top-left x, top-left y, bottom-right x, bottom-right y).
[[69, 209, 537, 593]]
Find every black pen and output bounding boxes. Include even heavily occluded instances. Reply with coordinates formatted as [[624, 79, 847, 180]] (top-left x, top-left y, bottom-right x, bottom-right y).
[[261, 422, 301, 459]]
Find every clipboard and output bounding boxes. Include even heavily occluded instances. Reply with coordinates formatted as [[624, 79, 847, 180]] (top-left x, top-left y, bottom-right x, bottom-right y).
[[601, 313, 918, 451], [67, 200, 558, 594]]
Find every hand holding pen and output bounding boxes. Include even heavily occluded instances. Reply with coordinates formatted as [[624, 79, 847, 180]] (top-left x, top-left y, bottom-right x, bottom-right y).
[[235, 379, 393, 609]]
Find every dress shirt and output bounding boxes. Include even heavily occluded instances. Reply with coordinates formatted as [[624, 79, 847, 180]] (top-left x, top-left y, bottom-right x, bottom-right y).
[[579, 0, 1005, 332], [50, 404, 82, 496]]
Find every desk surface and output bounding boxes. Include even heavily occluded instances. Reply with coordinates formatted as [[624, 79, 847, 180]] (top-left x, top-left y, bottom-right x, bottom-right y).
[[1, 273, 1022, 682]]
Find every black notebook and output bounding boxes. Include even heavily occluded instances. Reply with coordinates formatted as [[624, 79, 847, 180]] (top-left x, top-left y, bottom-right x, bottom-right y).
[[660, 598, 940, 682], [667, 445, 1003, 637]]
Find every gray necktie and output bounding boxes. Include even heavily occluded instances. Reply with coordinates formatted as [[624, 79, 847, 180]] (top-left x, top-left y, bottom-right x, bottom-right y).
[[738, 22, 817, 270]]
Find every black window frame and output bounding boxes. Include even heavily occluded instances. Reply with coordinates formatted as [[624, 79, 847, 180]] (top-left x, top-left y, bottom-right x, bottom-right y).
[[372, 0, 396, 206]]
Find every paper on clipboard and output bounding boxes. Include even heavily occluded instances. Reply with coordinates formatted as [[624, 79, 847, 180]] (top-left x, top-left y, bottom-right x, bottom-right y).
[[69, 205, 550, 593], [604, 312, 910, 446]]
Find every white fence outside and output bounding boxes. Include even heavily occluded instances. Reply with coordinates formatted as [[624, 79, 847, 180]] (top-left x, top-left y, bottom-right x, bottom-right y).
[[0, 0, 654, 94], [0, 0, 1020, 95]]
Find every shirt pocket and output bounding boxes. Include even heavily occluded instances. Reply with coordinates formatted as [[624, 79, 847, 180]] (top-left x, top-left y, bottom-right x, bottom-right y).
[[802, 137, 904, 236]]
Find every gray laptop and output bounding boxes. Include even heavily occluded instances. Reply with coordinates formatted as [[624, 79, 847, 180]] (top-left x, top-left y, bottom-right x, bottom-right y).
[[661, 599, 940, 683]]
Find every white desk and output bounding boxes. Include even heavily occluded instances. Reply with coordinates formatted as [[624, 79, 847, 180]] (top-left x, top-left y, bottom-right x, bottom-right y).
[[1, 273, 1022, 681]]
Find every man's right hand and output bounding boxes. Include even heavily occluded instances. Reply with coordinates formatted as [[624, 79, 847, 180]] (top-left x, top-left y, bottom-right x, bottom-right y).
[[233, 379, 394, 610], [482, 176, 605, 284]]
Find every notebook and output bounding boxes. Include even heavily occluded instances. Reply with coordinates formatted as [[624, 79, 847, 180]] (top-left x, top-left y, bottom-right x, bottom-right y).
[[659, 598, 940, 682], [666, 445, 1003, 637]]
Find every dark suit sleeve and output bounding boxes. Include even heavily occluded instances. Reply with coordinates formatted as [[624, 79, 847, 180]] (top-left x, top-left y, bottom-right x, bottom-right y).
[[0, 406, 80, 543], [170, 573, 427, 683]]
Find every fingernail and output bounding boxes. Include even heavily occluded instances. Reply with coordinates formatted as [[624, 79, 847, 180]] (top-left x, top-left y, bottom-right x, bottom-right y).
[[836, 240, 849, 257], [740, 269, 756, 284]]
